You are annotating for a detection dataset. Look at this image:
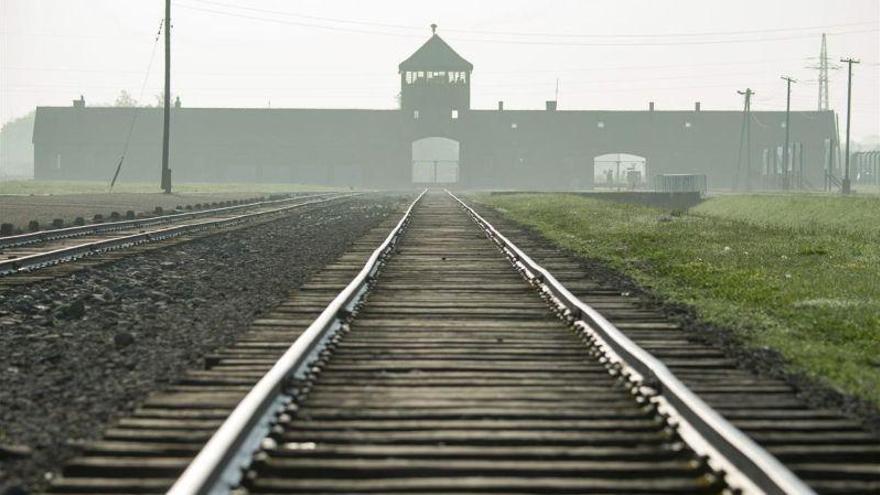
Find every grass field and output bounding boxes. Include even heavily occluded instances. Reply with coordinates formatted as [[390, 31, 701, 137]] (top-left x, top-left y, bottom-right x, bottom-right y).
[[0, 180, 336, 195], [697, 194, 880, 236], [480, 193, 880, 405]]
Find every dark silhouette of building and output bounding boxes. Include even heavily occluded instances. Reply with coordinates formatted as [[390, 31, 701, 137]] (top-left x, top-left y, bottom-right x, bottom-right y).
[[32, 28, 838, 190], [400, 23, 472, 115]]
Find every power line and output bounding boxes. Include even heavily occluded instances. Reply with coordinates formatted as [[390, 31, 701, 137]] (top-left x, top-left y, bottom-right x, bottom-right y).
[[448, 22, 879, 40], [111, 19, 165, 191], [1, 65, 812, 92], [184, 0, 417, 32], [172, 2, 879, 47], [449, 28, 880, 47], [185, 0, 878, 40], [4, 56, 831, 77], [173, 3, 419, 39]]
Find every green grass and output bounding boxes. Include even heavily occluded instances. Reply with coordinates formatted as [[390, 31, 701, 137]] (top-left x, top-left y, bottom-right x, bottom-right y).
[[695, 194, 880, 237], [0, 180, 337, 195], [480, 193, 880, 405]]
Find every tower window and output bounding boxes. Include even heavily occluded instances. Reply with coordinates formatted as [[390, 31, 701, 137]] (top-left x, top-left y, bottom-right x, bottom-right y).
[[451, 110, 459, 119], [413, 110, 419, 119]]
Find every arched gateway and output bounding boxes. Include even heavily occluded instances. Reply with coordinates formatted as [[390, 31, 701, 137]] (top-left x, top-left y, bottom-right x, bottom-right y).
[[411, 137, 460, 184]]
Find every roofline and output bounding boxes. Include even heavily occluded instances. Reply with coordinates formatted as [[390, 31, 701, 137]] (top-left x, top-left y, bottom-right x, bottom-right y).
[[398, 33, 474, 72], [34, 106, 835, 115]]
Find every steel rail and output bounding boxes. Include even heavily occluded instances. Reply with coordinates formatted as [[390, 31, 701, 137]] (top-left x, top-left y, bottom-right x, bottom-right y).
[[167, 189, 427, 495], [448, 190, 815, 495], [0, 192, 336, 250], [0, 193, 357, 277]]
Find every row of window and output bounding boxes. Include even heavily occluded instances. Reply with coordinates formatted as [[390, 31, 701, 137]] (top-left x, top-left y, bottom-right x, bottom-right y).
[[408, 114, 793, 130], [413, 110, 460, 119], [410, 114, 695, 128], [404, 71, 468, 84]]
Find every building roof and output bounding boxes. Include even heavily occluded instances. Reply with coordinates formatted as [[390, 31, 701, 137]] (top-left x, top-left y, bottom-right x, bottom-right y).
[[399, 33, 473, 72]]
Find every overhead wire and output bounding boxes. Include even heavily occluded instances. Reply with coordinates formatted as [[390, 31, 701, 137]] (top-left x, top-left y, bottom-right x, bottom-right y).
[[183, 0, 877, 40], [109, 18, 164, 191], [172, 1, 879, 47], [11, 2, 874, 124], [5, 56, 839, 77]]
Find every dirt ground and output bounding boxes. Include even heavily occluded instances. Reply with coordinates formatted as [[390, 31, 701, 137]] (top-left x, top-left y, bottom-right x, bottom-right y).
[[0, 192, 292, 233]]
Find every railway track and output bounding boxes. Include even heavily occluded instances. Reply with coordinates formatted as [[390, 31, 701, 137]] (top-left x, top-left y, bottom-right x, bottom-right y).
[[46, 191, 877, 494], [0, 192, 352, 281]]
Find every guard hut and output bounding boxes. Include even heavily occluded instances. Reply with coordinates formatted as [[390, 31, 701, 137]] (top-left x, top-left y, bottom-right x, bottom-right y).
[[401, 25, 473, 184], [399, 24, 473, 118]]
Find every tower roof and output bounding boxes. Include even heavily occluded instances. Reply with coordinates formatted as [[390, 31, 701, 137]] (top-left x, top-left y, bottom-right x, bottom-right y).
[[399, 29, 473, 72]]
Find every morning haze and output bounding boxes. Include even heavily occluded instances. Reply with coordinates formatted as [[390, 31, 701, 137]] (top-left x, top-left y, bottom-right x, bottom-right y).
[[2, 2, 880, 494]]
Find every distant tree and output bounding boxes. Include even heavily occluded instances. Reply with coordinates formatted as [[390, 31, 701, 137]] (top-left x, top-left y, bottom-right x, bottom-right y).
[[0, 110, 37, 178], [114, 90, 138, 107], [153, 92, 180, 108]]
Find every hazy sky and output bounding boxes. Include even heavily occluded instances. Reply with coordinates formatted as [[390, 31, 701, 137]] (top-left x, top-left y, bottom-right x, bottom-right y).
[[2, 0, 878, 139]]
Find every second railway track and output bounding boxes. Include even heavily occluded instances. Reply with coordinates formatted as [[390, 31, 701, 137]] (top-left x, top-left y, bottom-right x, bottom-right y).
[[0, 192, 354, 282], [46, 191, 877, 494]]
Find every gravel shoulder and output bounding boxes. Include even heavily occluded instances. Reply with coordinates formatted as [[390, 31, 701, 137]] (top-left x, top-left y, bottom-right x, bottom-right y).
[[0, 194, 407, 492]]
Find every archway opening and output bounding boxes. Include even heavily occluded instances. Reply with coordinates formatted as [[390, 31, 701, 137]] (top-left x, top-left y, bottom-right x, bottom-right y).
[[412, 137, 460, 184], [593, 153, 648, 190]]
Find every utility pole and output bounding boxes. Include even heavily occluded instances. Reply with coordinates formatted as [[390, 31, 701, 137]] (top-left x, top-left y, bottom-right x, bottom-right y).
[[780, 76, 796, 191], [840, 57, 860, 194], [161, 0, 172, 194], [736, 88, 754, 191]]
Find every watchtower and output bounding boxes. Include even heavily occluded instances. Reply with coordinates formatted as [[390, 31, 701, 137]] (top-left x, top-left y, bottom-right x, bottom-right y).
[[399, 24, 473, 116]]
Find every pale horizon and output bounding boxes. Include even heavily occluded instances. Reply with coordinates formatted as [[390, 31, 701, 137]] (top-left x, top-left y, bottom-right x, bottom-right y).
[[2, 0, 879, 140]]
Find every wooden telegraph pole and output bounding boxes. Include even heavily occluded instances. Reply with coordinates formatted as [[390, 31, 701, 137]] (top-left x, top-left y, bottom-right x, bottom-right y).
[[780, 76, 796, 191], [840, 57, 860, 194], [161, 0, 172, 194], [736, 88, 754, 191]]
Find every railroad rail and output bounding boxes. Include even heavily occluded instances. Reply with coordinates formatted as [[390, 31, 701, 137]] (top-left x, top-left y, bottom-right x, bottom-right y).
[[0, 193, 331, 249], [47, 191, 878, 494], [0, 193, 353, 277], [165, 189, 801, 495]]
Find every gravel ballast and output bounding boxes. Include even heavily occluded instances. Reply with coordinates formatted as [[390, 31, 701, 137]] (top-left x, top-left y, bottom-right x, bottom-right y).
[[0, 194, 406, 492]]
